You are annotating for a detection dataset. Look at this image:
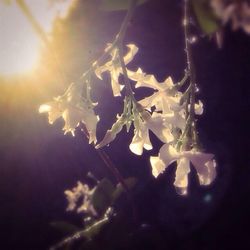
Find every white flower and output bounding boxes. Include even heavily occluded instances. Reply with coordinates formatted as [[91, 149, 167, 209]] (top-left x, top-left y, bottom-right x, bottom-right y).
[[94, 44, 138, 97], [150, 145, 216, 195], [129, 111, 174, 155], [39, 83, 99, 144], [129, 72, 182, 114], [64, 181, 97, 216]]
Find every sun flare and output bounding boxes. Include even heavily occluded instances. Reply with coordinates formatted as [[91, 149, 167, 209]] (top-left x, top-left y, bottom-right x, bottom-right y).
[[0, 0, 71, 76]]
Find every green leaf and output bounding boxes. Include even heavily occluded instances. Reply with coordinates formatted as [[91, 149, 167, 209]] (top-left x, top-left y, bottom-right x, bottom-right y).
[[100, 0, 148, 11], [50, 221, 80, 235], [112, 177, 137, 201], [91, 178, 115, 214], [191, 0, 219, 34]]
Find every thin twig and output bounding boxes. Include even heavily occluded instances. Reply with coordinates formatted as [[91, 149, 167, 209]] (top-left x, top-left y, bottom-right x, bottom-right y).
[[118, 45, 135, 98], [183, 0, 198, 148], [81, 125, 138, 222], [22, 0, 139, 221]]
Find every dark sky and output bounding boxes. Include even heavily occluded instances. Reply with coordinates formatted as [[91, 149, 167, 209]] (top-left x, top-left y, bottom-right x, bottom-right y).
[[0, 0, 250, 249]]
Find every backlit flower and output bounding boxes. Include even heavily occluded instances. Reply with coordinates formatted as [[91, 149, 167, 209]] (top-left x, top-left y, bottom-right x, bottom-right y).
[[94, 44, 138, 96], [129, 111, 174, 155], [39, 83, 99, 144], [150, 144, 216, 195], [64, 181, 97, 216], [129, 71, 182, 114]]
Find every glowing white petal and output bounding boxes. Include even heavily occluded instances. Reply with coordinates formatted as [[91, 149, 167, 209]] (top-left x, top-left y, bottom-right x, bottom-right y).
[[124, 44, 139, 64], [174, 157, 190, 196], [150, 156, 166, 178], [129, 118, 152, 155], [129, 134, 144, 155], [162, 76, 174, 89], [159, 144, 179, 166], [39, 104, 51, 113], [40, 83, 99, 142], [148, 113, 174, 143]]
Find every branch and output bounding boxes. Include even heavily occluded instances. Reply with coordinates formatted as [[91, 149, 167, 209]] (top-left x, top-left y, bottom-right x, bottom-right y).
[[81, 125, 138, 222], [183, 0, 198, 148], [80, 0, 138, 80]]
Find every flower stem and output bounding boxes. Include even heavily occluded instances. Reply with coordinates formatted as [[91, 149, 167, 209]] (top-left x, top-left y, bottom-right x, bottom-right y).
[[118, 44, 135, 98], [81, 125, 138, 222], [183, 0, 198, 148]]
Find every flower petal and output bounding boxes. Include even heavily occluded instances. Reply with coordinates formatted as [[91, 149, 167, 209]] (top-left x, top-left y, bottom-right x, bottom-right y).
[[185, 151, 215, 185], [39, 102, 62, 124], [174, 157, 190, 195], [129, 119, 152, 155], [110, 66, 124, 96], [129, 131, 144, 155], [150, 156, 166, 178], [147, 113, 174, 143], [159, 144, 179, 167], [162, 76, 174, 89], [124, 44, 139, 65]]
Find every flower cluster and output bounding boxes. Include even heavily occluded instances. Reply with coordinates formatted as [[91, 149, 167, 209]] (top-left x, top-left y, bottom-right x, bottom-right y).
[[124, 66, 216, 194], [64, 181, 97, 216], [39, 82, 99, 144], [40, 43, 216, 195], [93, 43, 138, 97]]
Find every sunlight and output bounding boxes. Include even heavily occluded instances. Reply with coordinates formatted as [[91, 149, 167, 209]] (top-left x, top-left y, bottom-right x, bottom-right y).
[[0, 0, 71, 76]]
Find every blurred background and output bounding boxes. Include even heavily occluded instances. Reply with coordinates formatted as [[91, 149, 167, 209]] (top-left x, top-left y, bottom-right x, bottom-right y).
[[0, 0, 249, 249]]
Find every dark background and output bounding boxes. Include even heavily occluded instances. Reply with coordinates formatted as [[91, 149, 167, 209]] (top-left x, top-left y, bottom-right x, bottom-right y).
[[0, 0, 250, 249]]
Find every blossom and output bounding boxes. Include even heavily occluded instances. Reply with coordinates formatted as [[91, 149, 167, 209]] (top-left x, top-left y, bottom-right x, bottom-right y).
[[94, 44, 138, 96], [64, 181, 97, 216], [129, 111, 174, 155], [129, 71, 182, 114], [39, 83, 99, 144], [150, 144, 216, 195]]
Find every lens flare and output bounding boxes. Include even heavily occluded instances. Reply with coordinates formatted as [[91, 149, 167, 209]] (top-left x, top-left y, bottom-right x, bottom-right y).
[[0, 0, 71, 76]]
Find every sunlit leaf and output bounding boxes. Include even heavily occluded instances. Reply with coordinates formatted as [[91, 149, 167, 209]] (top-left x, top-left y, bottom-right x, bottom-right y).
[[100, 0, 148, 11], [191, 0, 219, 34]]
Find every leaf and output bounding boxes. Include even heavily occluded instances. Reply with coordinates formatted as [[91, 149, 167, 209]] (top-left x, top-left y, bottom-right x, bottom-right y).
[[95, 115, 125, 149], [191, 0, 219, 35], [112, 177, 137, 201], [50, 221, 80, 235], [91, 178, 115, 214], [100, 0, 148, 11]]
